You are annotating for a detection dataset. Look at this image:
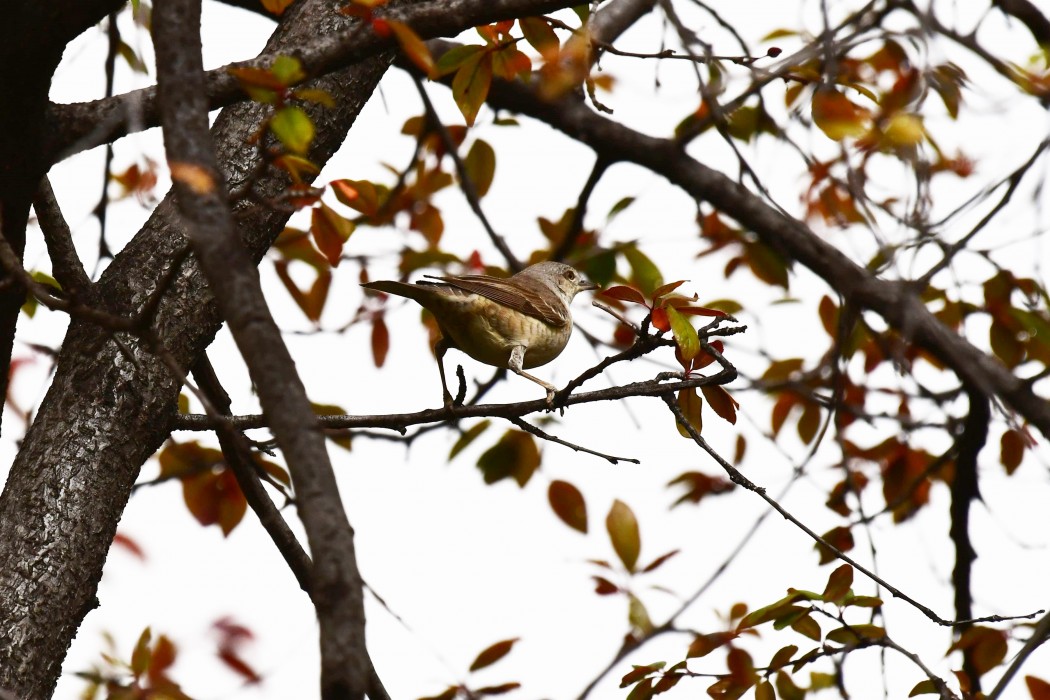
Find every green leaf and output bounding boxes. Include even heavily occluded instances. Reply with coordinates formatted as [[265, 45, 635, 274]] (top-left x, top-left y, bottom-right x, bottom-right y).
[[826, 624, 885, 645], [606, 499, 641, 572], [271, 55, 305, 85], [520, 16, 559, 54], [476, 430, 539, 487], [452, 52, 493, 126], [450, 420, 490, 460], [271, 106, 315, 154], [665, 305, 699, 361], [623, 246, 662, 295], [463, 139, 496, 197]]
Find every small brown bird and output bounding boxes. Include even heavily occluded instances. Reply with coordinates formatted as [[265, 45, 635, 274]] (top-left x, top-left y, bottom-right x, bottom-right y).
[[362, 261, 598, 407]]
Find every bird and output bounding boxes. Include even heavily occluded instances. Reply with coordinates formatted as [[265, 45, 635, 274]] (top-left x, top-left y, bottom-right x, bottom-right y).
[[361, 261, 598, 408]]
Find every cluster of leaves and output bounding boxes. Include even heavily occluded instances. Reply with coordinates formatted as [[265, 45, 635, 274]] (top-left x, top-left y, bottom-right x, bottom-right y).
[[620, 565, 883, 700], [76, 620, 261, 699], [157, 439, 289, 537], [418, 638, 521, 700], [75, 628, 194, 700]]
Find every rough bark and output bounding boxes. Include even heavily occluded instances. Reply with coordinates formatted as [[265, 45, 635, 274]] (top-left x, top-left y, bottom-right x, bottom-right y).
[[0, 0, 390, 693], [0, 0, 125, 430]]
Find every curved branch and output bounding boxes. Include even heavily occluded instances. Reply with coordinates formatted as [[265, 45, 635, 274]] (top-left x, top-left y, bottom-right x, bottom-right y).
[[429, 47, 1050, 441], [44, 0, 584, 161]]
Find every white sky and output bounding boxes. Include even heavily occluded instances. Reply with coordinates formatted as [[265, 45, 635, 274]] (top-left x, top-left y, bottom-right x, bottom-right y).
[[3, 1, 1048, 699]]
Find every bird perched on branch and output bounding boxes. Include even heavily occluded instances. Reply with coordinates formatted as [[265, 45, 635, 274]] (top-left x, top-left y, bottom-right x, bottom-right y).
[[362, 261, 598, 408]]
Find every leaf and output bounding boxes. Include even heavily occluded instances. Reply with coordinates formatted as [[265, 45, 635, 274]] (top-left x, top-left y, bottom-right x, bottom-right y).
[[520, 16, 559, 54], [475, 682, 522, 696], [790, 612, 821, 641], [606, 499, 641, 573], [768, 645, 798, 670], [822, 564, 853, 603], [271, 106, 315, 154], [452, 51, 493, 126], [1000, 429, 1025, 474], [641, 549, 679, 573], [687, 632, 735, 658], [815, 525, 854, 565], [270, 55, 305, 85], [387, 19, 435, 77], [331, 179, 379, 216], [797, 401, 821, 444], [607, 196, 635, 221], [260, 0, 295, 15], [436, 43, 486, 75], [949, 626, 1007, 675], [371, 315, 389, 368], [311, 203, 355, 267], [476, 431, 539, 487], [623, 246, 662, 295], [826, 624, 885, 644], [1026, 676, 1050, 700], [183, 466, 248, 536], [449, 420, 490, 460], [756, 680, 775, 700], [131, 627, 152, 676], [463, 139, 496, 197], [668, 470, 734, 507], [469, 638, 518, 672], [674, 387, 702, 439], [909, 680, 939, 696], [548, 480, 588, 533], [812, 88, 871, 140], [628, 593, 653, 634], [665, 305, 699, 361], [700, 385, 738, 425], [491, 46, 531, 81], [599, 285, 647, 305]]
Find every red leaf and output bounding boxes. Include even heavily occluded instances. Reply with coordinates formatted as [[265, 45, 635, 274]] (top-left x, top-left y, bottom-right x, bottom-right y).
[[1026, 676, 1050, 700], [599, 285, 647, 305], [548, 480, 588, 533], [371, 315, 389, 368], [651, 307, 670, 332], [700, 384, 738, 424]]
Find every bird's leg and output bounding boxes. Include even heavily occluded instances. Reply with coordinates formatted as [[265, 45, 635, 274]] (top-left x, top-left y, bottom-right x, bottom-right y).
[[508, 345, 557, 408], [435, 337, 456, 409]]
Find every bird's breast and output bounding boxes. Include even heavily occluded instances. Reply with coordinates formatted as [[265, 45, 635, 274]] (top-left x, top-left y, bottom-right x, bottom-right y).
[[433, 295, 571, 369]]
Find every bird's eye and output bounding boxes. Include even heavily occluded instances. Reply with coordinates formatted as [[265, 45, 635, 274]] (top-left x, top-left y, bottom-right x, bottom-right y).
[[564, 270, 576, 280]]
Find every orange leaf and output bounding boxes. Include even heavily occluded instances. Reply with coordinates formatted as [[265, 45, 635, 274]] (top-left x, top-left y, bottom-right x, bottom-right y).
[[387, 19, 435, 78], [700, 384, 738, 425], [1026, 676, 1050, 700], [469, 638, 519, 672], [311, 203, 355, 267], [812, 88, 872, 140]]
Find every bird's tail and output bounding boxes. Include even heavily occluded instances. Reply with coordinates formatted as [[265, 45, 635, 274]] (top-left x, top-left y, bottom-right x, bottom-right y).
[[361, 279, 431, 302]]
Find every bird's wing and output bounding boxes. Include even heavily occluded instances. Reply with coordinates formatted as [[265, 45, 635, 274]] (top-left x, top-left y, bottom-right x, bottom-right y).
[[428, 273, 569, 327]]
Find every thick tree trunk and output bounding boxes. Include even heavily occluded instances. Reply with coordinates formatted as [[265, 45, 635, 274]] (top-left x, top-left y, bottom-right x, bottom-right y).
[[0, 0, 391, 694]]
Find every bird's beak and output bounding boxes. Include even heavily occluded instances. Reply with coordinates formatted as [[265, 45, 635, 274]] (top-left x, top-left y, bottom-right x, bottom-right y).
[[580, 279, 600, 292]]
